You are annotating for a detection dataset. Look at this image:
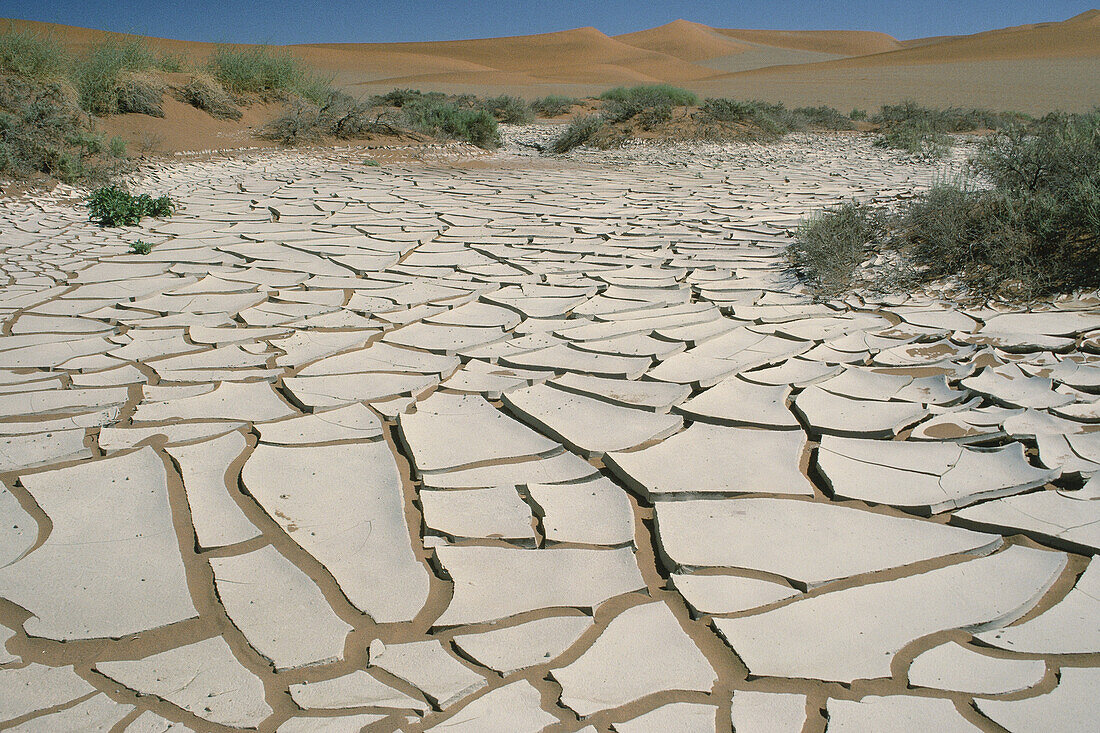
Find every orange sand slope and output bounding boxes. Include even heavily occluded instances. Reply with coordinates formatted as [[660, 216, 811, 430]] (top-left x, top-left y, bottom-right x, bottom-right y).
[[6, 11, 1100, 112]]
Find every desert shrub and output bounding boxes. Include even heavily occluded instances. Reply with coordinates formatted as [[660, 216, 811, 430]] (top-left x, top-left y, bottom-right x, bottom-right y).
[[793, 106, 854, 130], [549, 115, 605, 154], [262, 91, 402, 144], [318, 91, 378, 138], [87, 185, 176, 226], [700, 98, 757, 122], [129, 240, 152, 254], [0, 76, 115, 183], [600, 85, 697, 123], [531, 95, 578, 117], [599, 84, 698, 107], [478, 95, 533, 124], [0, 26, 69, 79], [74, 40, 174, 116], [874, 101, 1022, 133], [971, 111, 1100, 195], [787, 201, 887, 295], [108, 135, 127, 157], [259, 100, 323, 144], [637, 103, 672, 130], [792, 111, 1100, 299], [207, 46, 331, 104], [401, 99, 500, 148], [701, 98, 808, 139], [175, 75, 242, 119], [850, 108, 868, 121], [874, 119, 951, 159], [872, 101, 1026, 156], [375, 88, 430, 107]]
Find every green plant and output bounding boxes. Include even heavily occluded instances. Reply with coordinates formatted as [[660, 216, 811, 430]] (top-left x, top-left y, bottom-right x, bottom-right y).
[[850, 108, 868, 121], [700, 98, 810, 139], [531, 95, 578, 117], [375, 88, 429, 107], [74, 39, 174, 116], [207, 46, 332, 104], [791, 111, 1100, 299], [787, 201, 887, 295], [401, 99, 500, 148], [0, 76, 114, 183], [364, 158, 380, 166], [549, 114, 606, 154], [793, 106, 854, 130], [478, 95, 533, 124], [599, 84, 698, 107], [108, 135, 127, 158], [0, 25, 69, 79], [129, 240, 152, 254], [87, 185, 176, 226], [874, 119, 951, 159]]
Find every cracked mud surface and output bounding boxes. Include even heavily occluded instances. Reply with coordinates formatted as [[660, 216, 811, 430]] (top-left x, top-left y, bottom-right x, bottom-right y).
[[0, 134, 1098, 732]]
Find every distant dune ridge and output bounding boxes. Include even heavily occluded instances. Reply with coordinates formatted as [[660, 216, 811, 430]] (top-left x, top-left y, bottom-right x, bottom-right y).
[[5, 11, 1100, 112]]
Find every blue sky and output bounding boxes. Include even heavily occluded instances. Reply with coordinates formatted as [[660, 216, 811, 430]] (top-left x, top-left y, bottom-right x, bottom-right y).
[[4, 0, 1096, 44]]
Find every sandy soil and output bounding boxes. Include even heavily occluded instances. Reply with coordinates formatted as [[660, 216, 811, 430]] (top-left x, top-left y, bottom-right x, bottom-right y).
[[5, 10, 1098, 114]]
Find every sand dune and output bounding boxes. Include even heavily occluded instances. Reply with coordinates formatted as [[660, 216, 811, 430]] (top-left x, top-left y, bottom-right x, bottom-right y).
[[5, 12, 1099, 111], [615, 19, 754, 62], [713, 27, 903, 56]]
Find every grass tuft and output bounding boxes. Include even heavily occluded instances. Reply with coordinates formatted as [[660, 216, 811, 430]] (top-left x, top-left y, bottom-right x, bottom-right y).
[[478, 95, 533, 124], [599, 84, 698, 107], [400, 98, 500, 148], [175, 75, 242, 119], [0, 26, 69, 79], [787, 201, 887, 295], [549, 115, 606, 154], [531, 95, 578, 117], [207, 46, 331, 104]]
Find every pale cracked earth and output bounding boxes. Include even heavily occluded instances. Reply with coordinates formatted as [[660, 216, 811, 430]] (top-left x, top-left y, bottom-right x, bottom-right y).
[[0, 133, 1099, 733]]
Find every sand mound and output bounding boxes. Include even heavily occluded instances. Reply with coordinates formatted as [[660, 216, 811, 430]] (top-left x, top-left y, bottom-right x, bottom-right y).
[[615, 20, 753, 61], [713, 28, 902, 56]]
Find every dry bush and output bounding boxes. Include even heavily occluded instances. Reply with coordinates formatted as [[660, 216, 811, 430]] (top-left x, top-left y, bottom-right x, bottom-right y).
[[175, 74, 242, 119]]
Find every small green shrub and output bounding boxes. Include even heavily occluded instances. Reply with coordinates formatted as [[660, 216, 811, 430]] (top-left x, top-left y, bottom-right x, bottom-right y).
[[787, 201, 887, 295], [701, 98, 809, 139], [871, 101, 1027, 157], [874, 101, 1023, 133], [87, 185, 176, 226], [401, 99, 500, 148], [850, 108, 868, 121], [375, 88, 430, 107], [549, 115, 605, 154], [0, 76, 114, 183], [207, 46, 331, 104], [108, 135, 127, 158], [129, 240, 152, 255], [700, 98, 757, 122], [0, 26, 69, 79], [637, 103, 672, 130], [791, 110, 1100, 299], [478, 95, 533, 124], [599, 84, 698, 107], [874, 119, 951, 159], [363, 158, 380, 166], [175, 76, 242, 119], [74, 39, 175, 116], [531, 95, 578, 117], [793, 106, 854, 130]]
